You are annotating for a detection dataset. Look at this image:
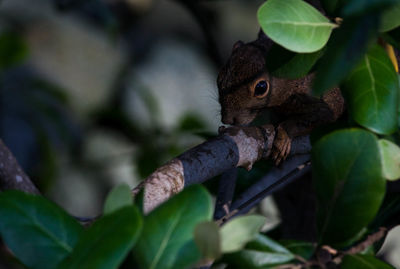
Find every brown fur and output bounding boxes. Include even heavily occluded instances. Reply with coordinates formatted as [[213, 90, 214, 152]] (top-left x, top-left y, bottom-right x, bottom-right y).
[[218, 32, 345, 164]]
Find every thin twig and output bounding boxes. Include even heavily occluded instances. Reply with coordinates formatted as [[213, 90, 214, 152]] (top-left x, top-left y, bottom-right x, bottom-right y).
[[332, 227, 388, 264], [213, 168, 238, 220], [216, 158, 312, 225]]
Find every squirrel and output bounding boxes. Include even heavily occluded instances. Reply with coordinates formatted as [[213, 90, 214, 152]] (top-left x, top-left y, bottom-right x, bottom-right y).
[[217, 31, 345, 165]]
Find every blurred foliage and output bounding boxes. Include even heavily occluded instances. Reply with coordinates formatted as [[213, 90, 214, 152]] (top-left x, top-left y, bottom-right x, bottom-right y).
[[341, 254, 395, 269], [0, 32, 28, 70], [103, 183, 132, 214], [0, 31, 80, 189]]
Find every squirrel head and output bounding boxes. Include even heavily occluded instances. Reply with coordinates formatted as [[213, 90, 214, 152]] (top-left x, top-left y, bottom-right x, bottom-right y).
[[217, 41, 271, 125]]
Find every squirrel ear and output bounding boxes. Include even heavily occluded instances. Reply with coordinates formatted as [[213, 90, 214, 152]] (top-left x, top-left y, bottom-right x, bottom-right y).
[[232, 40, 244, 51], [254, 29, 273, 52], [257, 29, 267, 40]]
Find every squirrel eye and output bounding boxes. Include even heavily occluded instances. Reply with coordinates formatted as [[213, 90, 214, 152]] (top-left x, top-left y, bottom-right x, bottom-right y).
[[254, 80, 269, 98]]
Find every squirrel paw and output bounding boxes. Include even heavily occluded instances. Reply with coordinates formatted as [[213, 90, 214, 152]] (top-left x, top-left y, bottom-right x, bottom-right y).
[[272, 126, 292, 166]]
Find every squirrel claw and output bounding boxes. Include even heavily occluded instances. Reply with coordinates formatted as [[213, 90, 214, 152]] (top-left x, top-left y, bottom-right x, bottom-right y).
[[272, 126, 292, 166]]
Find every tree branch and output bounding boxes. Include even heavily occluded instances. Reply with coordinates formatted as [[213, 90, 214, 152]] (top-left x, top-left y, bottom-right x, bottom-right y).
[[0, 139, 40, 195], [132, 124, 276, 213], [132, 125, 312, 214], [217, 156, 312, 225], [213, 168, 238, 220]]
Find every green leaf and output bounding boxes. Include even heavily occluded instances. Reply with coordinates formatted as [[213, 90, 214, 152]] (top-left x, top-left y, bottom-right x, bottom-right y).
[[370, 194, 400, 229], [134, 187, 145, 215], [341, 254, 395, 269], [223, 250, 293, 268], [177, 113, 207, 132], [223, 234, 294, 268], [378, 139, 400, 180], [0, 32, 29, 70], [220, 215, 266, 253], [133, 185, 213, 269], [341, 0, 399, 17], [343, 45, 399, 134], [312, 129, 386, 246], [280, 240, 315, 260], [257, 0, 335, 53], [380, 3, 400, 32], [0, 191, 83, 269], [313, 15, 379, 95], [194, 221, 221, 260], [103, 183, 133, 215], [266, 45, 323, 79], [247, 234, 292, 255], [59, 206, 142, 269]]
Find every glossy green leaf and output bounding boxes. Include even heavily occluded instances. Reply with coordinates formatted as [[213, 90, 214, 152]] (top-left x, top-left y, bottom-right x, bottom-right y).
[[134, 187, 145, 215], [343, 45, 399, 134], [220, 215, 266, 253], [247, 234, 292, 254], [133, 185, 213, 269], [341, 254, 395, 269], [223, 234, 294, 268], [103, 183, 133, 215], [380, 3, 400, 32], [312, 129, 386, 246], [266, 45, 323, 79], [59, 206, 142, 269], [0, 191, 83, 269], [224, 249, 293, 268], [378, 139, 400, 180], [313, 15, 379, 95], [280, 240, 315, 260], [0, 32, 29, 70], [194, 221, 221, 260], [257, 0, 336, 53]]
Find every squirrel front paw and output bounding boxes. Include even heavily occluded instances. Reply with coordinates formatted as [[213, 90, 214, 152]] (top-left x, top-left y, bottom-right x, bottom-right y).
[[271, 125, 292, 165]]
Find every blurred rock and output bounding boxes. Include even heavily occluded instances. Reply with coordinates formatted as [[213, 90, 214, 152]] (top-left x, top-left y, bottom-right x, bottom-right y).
[[26, 21, 125, 116], [48, 162, 104, 216], [124, 38, 221, 130], [84, 129, 139, 186]]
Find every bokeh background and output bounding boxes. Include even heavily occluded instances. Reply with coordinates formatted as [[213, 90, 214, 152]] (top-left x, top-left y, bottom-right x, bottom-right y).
[[0, 0, 399, 268]]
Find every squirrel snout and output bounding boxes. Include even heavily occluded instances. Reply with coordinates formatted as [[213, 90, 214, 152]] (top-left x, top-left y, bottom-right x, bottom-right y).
[[221, 112, 235, 125], [221, 110, 256, 126], [221, 113, 239, 125]]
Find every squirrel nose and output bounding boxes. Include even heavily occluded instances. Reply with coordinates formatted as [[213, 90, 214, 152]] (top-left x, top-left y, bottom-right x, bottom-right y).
[[221, 114, 235, 125]]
